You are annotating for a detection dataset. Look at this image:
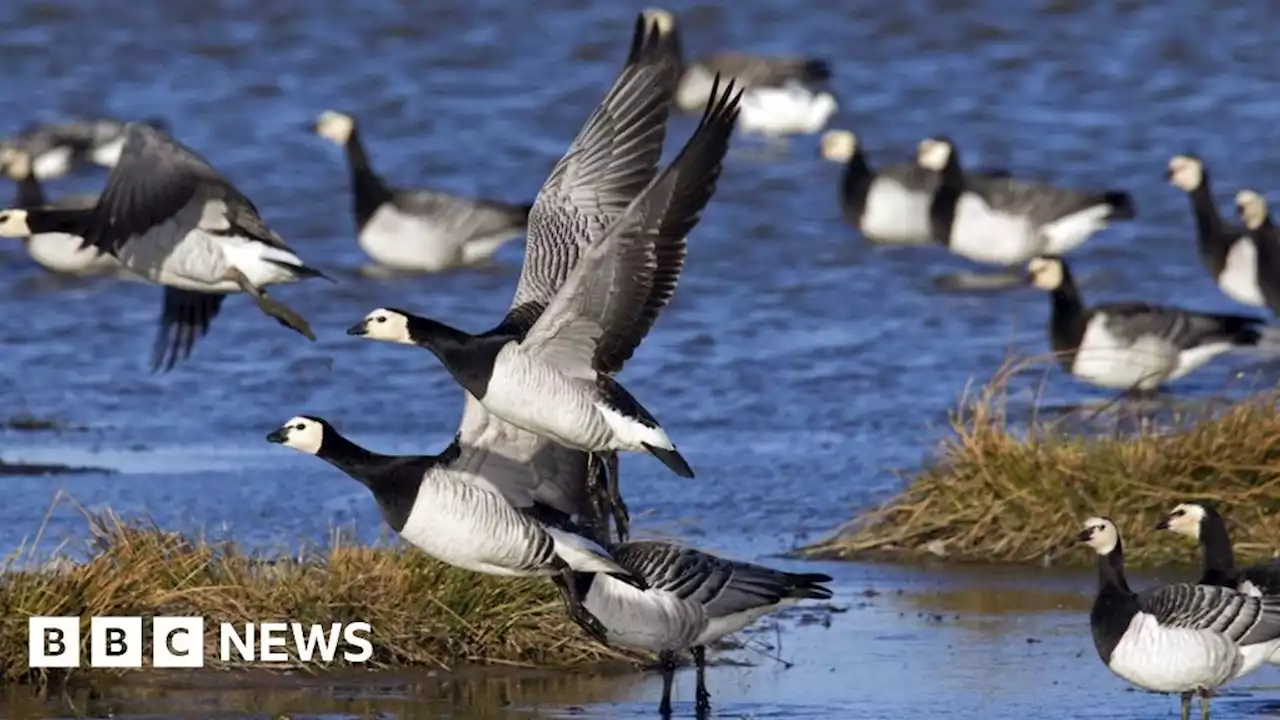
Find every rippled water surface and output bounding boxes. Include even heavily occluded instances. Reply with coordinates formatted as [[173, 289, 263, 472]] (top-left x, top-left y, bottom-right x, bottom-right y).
[[4, 0, 1280, 717]]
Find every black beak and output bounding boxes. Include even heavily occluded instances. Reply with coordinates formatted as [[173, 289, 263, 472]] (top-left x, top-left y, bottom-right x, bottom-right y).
[[266, 429, 287, 444], [1155, 519, 1171, 531], [346, 321, 367, 336], [1075, 530, 1092, 543], [1164, 168, 1174, 181]]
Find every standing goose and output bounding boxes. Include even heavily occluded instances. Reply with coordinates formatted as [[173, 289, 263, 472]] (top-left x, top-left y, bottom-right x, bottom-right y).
[[1158, 502, 1280, 601], [819, 129, 1011, 246], [265, 415, 644, 641], [0, 116, 169, 179], [1232, 189, 1280, 319], [1167, 155, 1273, 311], [346, 82, 742, 483], [313, 110, 532, 273], [1078, 516, 1280, 720], [0, 148, 117, 275], [917, 136, 1135, 265], [1025, 256, 1262, 394], [643, 8, 831, 114], [567, 540, 832, 716], [0, 123, 330, 372]]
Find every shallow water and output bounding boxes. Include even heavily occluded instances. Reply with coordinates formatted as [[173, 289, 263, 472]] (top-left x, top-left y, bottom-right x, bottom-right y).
[[4, 0, 1280, 717]]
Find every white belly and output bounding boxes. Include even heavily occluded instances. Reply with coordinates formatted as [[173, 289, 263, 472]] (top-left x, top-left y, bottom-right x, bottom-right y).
[[1219, 239, 1265, 308], [359, 205, 462, 272], [397, 479, 548, 577], [1072, 320, 1179, 390], [481, 353, 611, 452], [25, 233, 118, 275], [1109, 613, 1241, 693], [694, 599, 797, 647], [860, 179, 932, 244], [116, 225, 298, 292], [948, 194, 1042, 265], [584, 577, 704, 652]]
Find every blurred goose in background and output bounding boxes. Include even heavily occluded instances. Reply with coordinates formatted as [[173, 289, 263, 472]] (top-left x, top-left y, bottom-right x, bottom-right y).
[[736, 81, 836, 138], [569, 540, 832, 715], [1232, 189, 1280, 319], [643, 7, 832, 114], [1079, 516, 1280, 720], [0, 116, 168, 179], [346, 83, 743, 483], [820, 129, 1012, 246], [313, 110, 532, 273], [1167, 155, 1274, 313], [1026, 256, 1263, 395], [0, 148, 117, 275], [265, 415, 645, 642], [1159, 502, 1280, 603], [0, 123, 330, 372], [917, 136, 1135, 266]]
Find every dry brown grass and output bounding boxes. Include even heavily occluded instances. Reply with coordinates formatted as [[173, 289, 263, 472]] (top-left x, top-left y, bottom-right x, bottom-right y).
[[801, 358, 1280, 567], [0, 500, 635, 689]]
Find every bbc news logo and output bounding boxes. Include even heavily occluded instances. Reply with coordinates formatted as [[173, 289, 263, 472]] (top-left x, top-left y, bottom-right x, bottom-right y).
[[29, 617, 373, 668]]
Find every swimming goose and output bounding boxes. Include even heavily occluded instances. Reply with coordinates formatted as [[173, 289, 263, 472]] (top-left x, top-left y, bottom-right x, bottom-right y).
[[1078, 516, 1280, 720], [819, 129, 1012, 246], [265, 415, 644, 641], [313, 110, 532, 273], [1025, 256, 1262, 394], [567, 540, 832, 715], [0, 116, 168, 179], [1167, 155, 1272, 311], [1232, 190, 1280, 319], [735, 82, 837, 138], [917, 136, 1135, 265], [346, 83, 741, 483], [0, 148, 117, 275], [0, 123, 330, 372], [643, 8, 831, 114], [1159, 502, 1280, 601]]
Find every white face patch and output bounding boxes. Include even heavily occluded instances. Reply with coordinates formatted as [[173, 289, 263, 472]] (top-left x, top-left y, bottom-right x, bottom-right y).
[[1026, 257, 1064, 290], [276, 415, 324, 455], [1235, 189, 1268, 229], [820, 130, 857, 163], [916, 139, 952, 171], [1081, 517, 1119, 555], [316, 111, 355, 145], [357, 307, 413, 344], [0, 209, 32, 237], [1167, 155, 1204, 192], [643, 7, 673, 33], [1164, 503, 1206, 539], [1, 149, 30, 180]]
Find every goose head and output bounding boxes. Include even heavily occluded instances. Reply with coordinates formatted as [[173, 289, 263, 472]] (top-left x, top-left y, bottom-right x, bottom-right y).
[[642, 7, 674, 35], [1078, 517, 1119, 555], [916, 136, 954, 171], [1025, 256, 1065, 291], [1236, 188, 1269, 230], [1166, 154, 1204, 192], [0, 148, 31, 181], [820, 129, 858, 163], [1157, 502, 1208, 538], [0, 209, 31, 238], [266, 415, 329, 455], [347, 307, 414, 344], [315, 110, 355, 146]]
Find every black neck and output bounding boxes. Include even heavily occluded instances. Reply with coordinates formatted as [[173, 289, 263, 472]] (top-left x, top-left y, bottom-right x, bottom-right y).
[[1187, 172, 1231, 273], [1048, 264, 1088, 370], [1198, 509, 1240, 586], [342, 126, 395, 230], [12, 174, 46, 208], [928, 150, 965, 246], [1097, 540, 1132, 596], [316, 430, 460, 532], [405, 315, 507, 400], [839, 149, 875, 225], [1089, 535, 1141, 665]]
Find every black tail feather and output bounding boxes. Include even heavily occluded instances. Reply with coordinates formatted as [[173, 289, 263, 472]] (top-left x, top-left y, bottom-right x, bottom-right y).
[[1102, 191, 1136, 220], [264, 258, 336, 283], [784, 572, 835, 600], [802, 59, 832, 83], [643, 443, 695, 479]]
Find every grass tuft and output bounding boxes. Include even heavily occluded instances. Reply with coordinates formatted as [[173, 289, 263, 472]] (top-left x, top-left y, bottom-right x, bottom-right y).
[[0, 500, 635, 689], [801, 358, 1280, 568]]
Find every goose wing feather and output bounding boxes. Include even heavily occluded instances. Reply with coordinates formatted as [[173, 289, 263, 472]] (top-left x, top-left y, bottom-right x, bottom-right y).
[[1140, 583, 1280, 645], [965, 175, 1121, 226], [1094, 302, 1261, 349]]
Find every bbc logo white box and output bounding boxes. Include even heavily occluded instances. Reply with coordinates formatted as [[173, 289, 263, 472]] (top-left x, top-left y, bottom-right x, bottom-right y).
[[28, 617, 79, 668], [90, 617, 143, 668], [153, 617, 204, 668]]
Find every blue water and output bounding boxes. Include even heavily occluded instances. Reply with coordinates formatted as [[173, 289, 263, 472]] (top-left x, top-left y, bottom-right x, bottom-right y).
[[3, 0, 1280, 717]]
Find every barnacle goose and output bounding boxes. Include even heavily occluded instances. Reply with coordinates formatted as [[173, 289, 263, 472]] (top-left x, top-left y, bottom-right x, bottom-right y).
[[1025, 256, 1262, 394], [1159, 502, 1280, 602], [917, 136, 1135, 265], [1079, 516, 1280, 720], [565, 540, 831, 715], [347, 83, 741, 483], [819, 129, 1011, 246], [735, 82, 837, 138], [0, 123, 331, 372], [642, 7, 832, 114], [0, 116, 168, 179], [0, 148, 117, 275], [313, 110, 532, 273], [266, 415, 644, 641], [1232, 189, 1280, 318], [1168, 155, 1272, 311]]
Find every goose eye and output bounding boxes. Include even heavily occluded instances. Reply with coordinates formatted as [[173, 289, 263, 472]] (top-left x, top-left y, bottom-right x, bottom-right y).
[[376, 316, 387, 323], [294, 423, 306, 430]]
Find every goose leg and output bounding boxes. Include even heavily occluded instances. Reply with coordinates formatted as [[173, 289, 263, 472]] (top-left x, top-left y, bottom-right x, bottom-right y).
[[1198, 688, 1212, 720], [692, 645, 711, 716], [658, 650, 677, 717], [603, 451, 630, 543], [1180, 691, 1193, 720], [550, 564, 609, 646], [583, 452, 610, 543], [229, 269, 316, 340]]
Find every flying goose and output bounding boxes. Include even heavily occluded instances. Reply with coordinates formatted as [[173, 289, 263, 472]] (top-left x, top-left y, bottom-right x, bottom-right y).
[[1232, 190, 1280, 319], [265, 415, 644, 641], [347, 83, 741, 484], [313, 110, 532, 273], [1167, 155, 1273, 312], [1078, 516, 1280, 720], [819, 129, 1012, 246], [0, 148, 117, 275], [1159, 502, 1280, 601], [916, 136, 1135, 265], [0, 123, 330, 372], [0, 116, 168, 179], [1025, 256, 1262, 394], [643, 8, 831, 114], [565, 540, 832, 715]]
